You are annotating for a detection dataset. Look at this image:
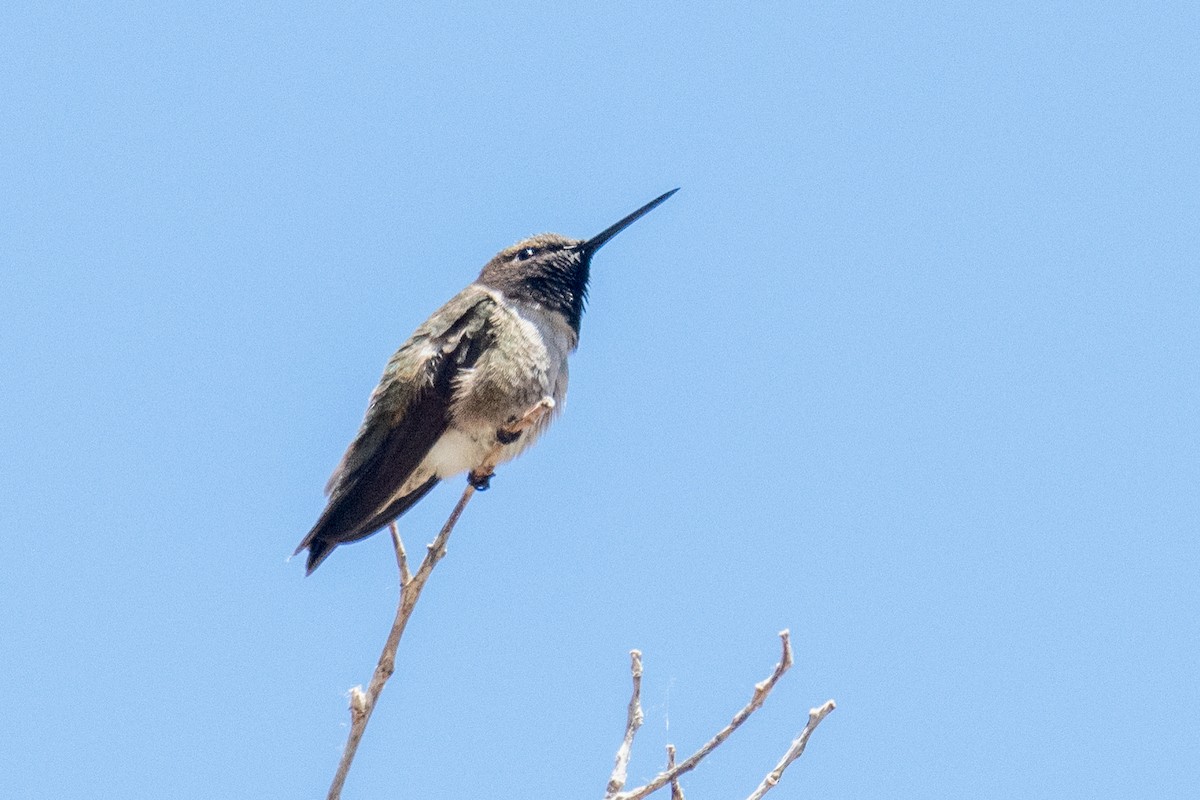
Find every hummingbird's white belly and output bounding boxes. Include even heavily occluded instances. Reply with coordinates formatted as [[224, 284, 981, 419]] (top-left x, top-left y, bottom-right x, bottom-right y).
[[424, 428, 493, 480], [395, 417, 545, 498], [391, 428, 488, 498]]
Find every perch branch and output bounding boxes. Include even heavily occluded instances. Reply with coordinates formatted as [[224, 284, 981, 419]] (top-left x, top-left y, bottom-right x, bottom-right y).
[[325, 398, 555, 800], [744, 700, 837, 800]]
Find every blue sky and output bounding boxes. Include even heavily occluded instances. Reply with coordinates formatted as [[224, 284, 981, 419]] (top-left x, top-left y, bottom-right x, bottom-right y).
[[2, 2, 1197, 798]]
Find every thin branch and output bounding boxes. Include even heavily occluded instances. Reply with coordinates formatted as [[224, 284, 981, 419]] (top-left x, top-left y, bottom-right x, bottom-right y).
[[613, 630, 801, 800], [606, 651, 645, 798], [744, 700, 837, 800], [325, 398, 555, 800]]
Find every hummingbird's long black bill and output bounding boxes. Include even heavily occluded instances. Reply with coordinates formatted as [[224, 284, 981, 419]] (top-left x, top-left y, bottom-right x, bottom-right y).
[[580, 188, 679, 255]]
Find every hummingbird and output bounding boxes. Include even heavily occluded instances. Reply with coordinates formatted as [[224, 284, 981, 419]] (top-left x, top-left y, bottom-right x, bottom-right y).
[[295, 189, 678, 574]]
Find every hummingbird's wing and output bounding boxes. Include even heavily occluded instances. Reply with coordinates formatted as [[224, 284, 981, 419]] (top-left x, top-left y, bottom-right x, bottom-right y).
[[295, 288, 498, 573]]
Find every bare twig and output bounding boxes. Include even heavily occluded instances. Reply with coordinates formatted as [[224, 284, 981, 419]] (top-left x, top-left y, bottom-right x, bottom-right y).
[[325, 398, 555, 800], [605, 651, 645, 798], [610, 630, 832, 800], [744, 700, 837, 800], [666, 745, 686, 800], [389, 521, 411, 584]]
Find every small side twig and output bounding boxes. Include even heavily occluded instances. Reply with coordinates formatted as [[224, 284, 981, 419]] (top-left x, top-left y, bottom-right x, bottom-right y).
[[605, 651, 645, 798], [325, 398, 555, 800], [744, 700, 837, 800], [666, 745, 686, 800], [389, 520, 411, 585]]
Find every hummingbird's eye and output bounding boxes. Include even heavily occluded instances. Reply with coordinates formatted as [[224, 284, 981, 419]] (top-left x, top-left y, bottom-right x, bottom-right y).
[[516, 247, 537, 261]]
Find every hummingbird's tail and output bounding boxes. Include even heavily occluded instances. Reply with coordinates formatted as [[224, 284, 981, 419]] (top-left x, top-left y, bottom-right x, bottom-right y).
[[300, 538, 337, 575], [295, 474, 442, 575]]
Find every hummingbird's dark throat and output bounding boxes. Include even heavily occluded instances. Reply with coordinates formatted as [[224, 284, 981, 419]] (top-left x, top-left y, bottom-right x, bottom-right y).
[[513, 258, 590, 334]]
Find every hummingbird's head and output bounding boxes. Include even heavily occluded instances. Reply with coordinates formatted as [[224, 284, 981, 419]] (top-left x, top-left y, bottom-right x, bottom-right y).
[[478, 233, 590, 333], [476, 189, 679, 336]]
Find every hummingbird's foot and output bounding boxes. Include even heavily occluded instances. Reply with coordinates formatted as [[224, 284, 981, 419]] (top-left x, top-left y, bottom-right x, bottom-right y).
[[496, 397, 555, 445], [468, 468, 493, 491]]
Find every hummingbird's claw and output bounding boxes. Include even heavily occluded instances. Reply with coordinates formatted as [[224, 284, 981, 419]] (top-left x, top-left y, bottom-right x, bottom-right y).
[[469, 469, 493, 491]]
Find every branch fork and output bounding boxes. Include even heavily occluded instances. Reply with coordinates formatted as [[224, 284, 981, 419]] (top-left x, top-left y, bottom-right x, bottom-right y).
[[604, 631, 835, 800]]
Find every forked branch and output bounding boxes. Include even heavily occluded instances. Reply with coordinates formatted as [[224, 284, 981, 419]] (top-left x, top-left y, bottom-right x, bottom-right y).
[[605, 631, 835, 800]]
